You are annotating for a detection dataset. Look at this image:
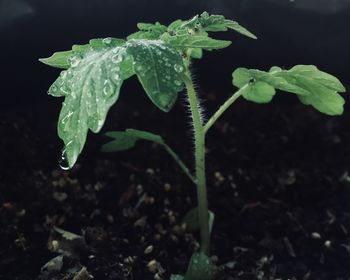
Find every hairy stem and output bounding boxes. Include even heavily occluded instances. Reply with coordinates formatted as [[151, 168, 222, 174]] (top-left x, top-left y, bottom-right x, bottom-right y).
[[204, 85, 247, 134], [163, 144, 196, 185], [183, 72, 210, 254]]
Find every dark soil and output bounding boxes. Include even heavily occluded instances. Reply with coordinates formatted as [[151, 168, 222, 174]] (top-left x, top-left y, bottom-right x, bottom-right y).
[[1, 88, 350, 280]]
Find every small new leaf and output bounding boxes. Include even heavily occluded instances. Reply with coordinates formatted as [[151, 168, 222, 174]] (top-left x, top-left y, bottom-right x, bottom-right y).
[[39, 50, 74, 69], [232, 65, 346, 115], [101, 129, 164, 153], [199, 11, 257, 39]]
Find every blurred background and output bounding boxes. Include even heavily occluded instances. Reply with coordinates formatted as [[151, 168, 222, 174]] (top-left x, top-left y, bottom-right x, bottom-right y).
[[0, 0, 349, 109]]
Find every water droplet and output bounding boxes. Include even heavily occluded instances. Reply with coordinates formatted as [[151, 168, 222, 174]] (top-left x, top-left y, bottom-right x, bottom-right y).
[[102, 37, 112, 45], [174, 80, 182, 86], [98, 119, 104, 127], [60, 71, 67, 79], [59, 149, 70, 171], [103, 80, 113, 97], [60, 86, 70, 95], [69, 56, 81, 68], [174, 64, 184, 73], [113, 73, 120, 81], [112, 54, 123, 64], [61, 111, 73, 125]]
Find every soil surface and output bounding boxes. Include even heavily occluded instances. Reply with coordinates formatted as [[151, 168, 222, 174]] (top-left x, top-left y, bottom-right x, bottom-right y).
[[1, 88, 350, 280]]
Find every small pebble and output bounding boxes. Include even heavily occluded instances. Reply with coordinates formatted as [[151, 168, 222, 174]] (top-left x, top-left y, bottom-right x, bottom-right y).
[[164, 183, 171, 192], [106, 214, 114, 224], [134, 216, 147, 228], [146, 168, 155, 176], [144, 245, 154, 254], [311, 232, 322, 239], [53, 192, 68, 202], [147, 259, 158, 273]]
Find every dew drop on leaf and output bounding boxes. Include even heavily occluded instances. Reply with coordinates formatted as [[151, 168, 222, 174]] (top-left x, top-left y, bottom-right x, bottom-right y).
[[102, 37, 112, 45], [112, 54, 123, 64], [61, 111, 73, 125], [174, 80, 182, 86], [59, 149, 70, 171], [174, 64, 184, 73], [69, 56, 81, 68]]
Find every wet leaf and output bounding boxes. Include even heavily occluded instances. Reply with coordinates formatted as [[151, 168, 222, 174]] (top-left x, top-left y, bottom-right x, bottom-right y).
[[47, 44, 133, 168], [39, 38, 125, 69], [232, 65, 346, 115], [199, 11, 257, 39], [126, 39, 185, 112], [128, 22, 167, 40], [162, 34, 231, 50]]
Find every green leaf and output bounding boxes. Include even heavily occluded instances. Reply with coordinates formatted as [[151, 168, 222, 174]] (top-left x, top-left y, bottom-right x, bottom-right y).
[[232, 65, 346, 115], [184, 252, 214, 280], [189, 48, 203, 59], [39, 50, 75, 69], [182, 208, 215, 234], [126, 39, 185, 112], [49, 45, 134, 168], [128, 22, 167, 40], [39, 38, 125, 69], [162, 34, 231, 50], [101, 129, 164, 152], [242, 82, 276, 103], [199, 11, 257, 39]]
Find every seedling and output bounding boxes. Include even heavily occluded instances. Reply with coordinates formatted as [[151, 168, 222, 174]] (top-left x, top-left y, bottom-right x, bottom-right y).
[[40, 12, 346, 279]]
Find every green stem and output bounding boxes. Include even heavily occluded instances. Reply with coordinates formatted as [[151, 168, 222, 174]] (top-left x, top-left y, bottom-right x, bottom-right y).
[[183, 72, 210, 254], [204, 85, 247, 134], [163, 144, 196, 185]]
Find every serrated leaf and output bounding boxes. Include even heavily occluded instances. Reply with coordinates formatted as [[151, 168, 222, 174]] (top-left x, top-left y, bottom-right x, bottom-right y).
[[163, 34, 231, 50], [184, 252, 214, 280], [39, 50, 75, 69], [40, 38, 125, 69], [101, 129, 164, 152], [182, 208, 215, 234], [137, 22, 167, 32], [198, 11, 257, 39], [126, 39, 185, 112], [168, 19, 184, 32], [224, 19, 257, 39], [48, 46, 134, 168], [232, 65, 346, 115], [128, 22, 167, 40]]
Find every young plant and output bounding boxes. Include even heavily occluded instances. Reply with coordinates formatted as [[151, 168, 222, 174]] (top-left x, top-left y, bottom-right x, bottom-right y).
[[40, 12, 346, 280]]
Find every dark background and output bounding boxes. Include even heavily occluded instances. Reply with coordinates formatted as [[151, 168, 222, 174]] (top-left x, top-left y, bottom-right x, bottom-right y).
[[1, 0, 349, 110]]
